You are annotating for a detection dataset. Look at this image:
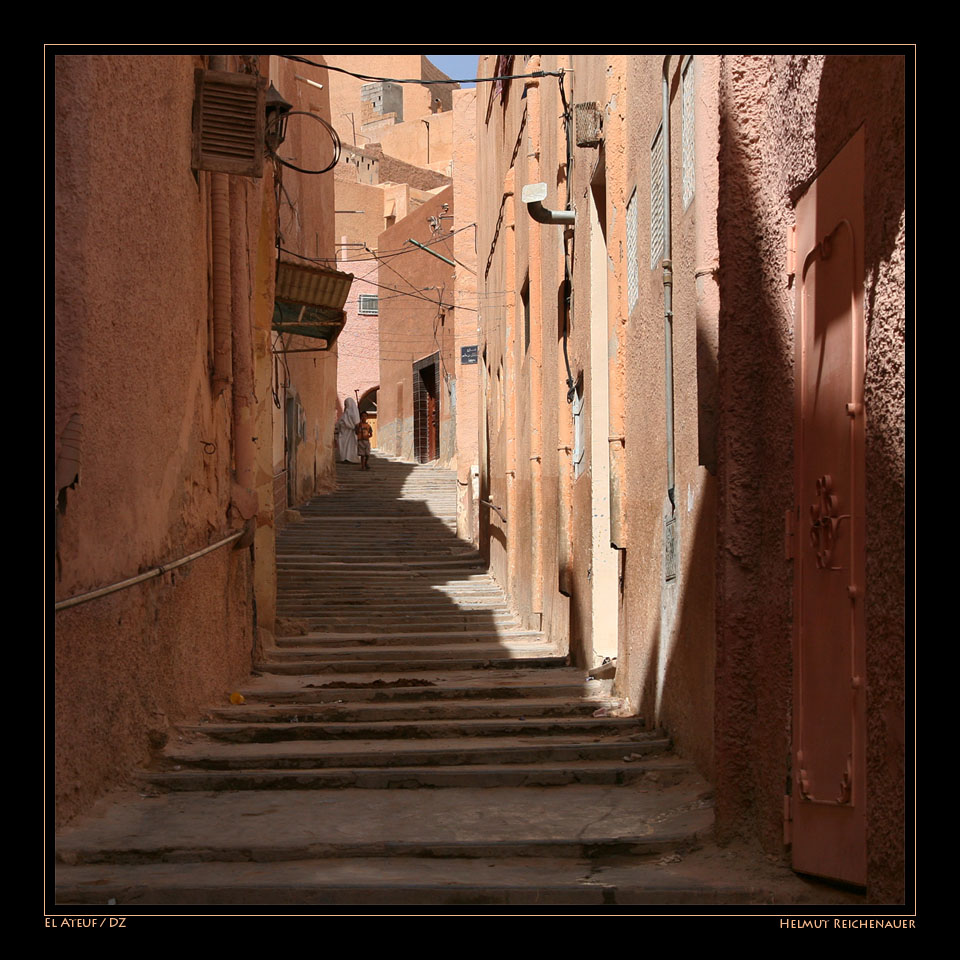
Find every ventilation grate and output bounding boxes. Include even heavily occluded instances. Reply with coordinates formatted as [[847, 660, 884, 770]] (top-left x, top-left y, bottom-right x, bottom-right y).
[[193, 69, 266, 178], [575, 102, 603, 147]]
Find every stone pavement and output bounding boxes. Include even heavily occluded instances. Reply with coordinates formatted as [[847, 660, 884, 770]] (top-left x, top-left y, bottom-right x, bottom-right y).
[[55, 454, 861, 907]]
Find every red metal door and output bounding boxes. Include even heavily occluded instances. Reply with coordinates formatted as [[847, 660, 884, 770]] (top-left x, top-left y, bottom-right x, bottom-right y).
[[791, 129, 866, 886]]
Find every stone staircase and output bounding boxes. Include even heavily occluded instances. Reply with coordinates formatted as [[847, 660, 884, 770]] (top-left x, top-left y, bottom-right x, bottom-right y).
[[55, 454, 817, 906]]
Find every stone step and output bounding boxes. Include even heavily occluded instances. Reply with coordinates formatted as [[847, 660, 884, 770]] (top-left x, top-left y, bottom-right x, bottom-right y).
[[273, 560, 486, 570], [277, 585, 506, 597], [269, 624, 525, 637], [145, 760, 677, 792], [233, 669, 612, 704], [54, 456, 731, 907], [54, 855, 778, 906], [274, 603, 513, 616], [277, 542, 475, 552], [278, 572, 497, 582], [57, 782, 709, 865], [277, 581, 503, 592], [273, 615, 520, 625], [263, 642, 555, 663], [273, 630, 546, 647], [276, 596, 508, 607], [150, 737, 669, 778], [175, 714, 645, 743], [259, 654, 571, 674], [204, 696, 622, 723]]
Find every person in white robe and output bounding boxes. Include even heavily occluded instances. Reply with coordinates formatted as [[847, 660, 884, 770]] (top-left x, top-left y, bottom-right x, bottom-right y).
[[336, 397, 361, 463]]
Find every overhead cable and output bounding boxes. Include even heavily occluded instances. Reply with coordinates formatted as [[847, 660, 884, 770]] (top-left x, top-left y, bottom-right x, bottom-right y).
[[280, 56, 563, 87]]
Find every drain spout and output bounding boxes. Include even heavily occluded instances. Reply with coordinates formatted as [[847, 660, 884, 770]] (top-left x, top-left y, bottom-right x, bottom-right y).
[[522, 182, 575, 226]]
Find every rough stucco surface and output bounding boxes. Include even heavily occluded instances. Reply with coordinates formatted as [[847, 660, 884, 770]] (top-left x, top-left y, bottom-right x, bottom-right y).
[[54, 56, 254, 826], [452, 89, 479, 482], [325, 55, 455, 151], [716, 54, 795, 860], [476, 55, 720, 758], [270, 55, 339, 505], [331, 177, 387, 421], [375, 110, 454, 175], [618, 56, 718, 782], [716, 55, 905, 901], [365, 146, 452, 192], [54, 54, 342, 829], [336, 277, 381, 413], [472, 52, 906, 901], [377, 186, 456, 464]]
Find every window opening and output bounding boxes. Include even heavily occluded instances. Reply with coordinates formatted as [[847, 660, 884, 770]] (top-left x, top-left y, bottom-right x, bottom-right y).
[[650, 122, 665, 269], [682, 56, 695, 211], [627, 188, 639, 313]]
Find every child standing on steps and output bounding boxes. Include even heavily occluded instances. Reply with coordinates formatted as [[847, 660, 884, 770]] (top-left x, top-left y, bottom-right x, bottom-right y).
[[355, 412, 373, 471]]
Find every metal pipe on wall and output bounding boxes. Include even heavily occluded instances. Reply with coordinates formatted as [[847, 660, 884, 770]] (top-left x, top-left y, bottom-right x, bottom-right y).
[[211, 175, 233, 392], [54, 531, 244, 612], [230, 174, 259, 531], [208, 54, 258, 536], [661, 55, 677, 512], [210, 55, 233, 395]]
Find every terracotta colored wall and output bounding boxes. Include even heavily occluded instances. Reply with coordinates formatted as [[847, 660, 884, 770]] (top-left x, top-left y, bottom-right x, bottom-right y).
[[715, 54, 906, 901], [326, 55, 426, 149], [326, 55, 467, 471], [476, 55, 572, 641], [376, 186, 456, 463], [54, 55, 255, 826], [269, 55, 339, 505], [376, 109, 454, 175], [616, 55, 719, 781], [452, 89, 480, 541], [478, 52, 720, 720], [334, 178, 388, 250], [337, 275, 381, 412], [326, 55, 456, 157], [332, 172, 388, 416], [54, 53, 341, 828], [475, 52, 906, 901], [366, 146, 452, 192]]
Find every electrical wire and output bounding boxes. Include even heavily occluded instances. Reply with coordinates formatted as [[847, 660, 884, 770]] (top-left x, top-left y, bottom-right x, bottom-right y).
[[271, 331, 293, 407], [278, 245, 463, 309], [266, 110, 341, 175], [280, 55, 563, 87], [367, 243, 435, 302], [276, 226, 473, 266]]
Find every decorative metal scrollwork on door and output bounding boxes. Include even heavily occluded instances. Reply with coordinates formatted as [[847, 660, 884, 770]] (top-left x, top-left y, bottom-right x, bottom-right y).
[[809, 474, 850, 570]]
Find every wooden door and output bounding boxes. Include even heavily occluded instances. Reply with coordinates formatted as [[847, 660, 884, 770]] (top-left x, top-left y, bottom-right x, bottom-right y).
[[791, 129, 866, 885], [414, 355, 440, 463], [421, 361, 439, 462]]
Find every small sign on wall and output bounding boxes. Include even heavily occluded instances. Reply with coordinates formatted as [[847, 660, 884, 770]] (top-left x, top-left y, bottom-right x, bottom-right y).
[[461, 345, 479, 365]]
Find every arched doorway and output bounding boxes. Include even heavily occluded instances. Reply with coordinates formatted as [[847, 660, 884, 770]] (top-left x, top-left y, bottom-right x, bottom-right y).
[[358, 386, 379, 448]]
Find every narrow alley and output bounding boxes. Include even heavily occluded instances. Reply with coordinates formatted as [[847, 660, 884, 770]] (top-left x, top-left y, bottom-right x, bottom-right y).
[[51, 51, 909, 915], [56, 455, 850, 906]]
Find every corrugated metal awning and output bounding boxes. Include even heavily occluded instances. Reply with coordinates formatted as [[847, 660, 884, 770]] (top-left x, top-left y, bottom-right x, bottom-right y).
[[272, 259, 354, 347]]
